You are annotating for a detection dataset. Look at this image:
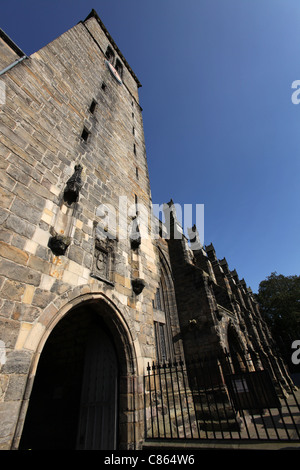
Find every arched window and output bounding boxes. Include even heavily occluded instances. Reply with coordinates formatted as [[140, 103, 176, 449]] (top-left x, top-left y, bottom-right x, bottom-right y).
[[153, 282, 172, 363], [152, 254, 182, 363]]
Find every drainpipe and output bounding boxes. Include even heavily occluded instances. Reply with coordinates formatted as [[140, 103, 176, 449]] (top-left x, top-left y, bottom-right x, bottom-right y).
[[0, 55, 28, 76], [0, 28, 28, 76]]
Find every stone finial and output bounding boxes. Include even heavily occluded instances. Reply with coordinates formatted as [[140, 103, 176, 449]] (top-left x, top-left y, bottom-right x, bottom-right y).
[[219, 257, 230, 274], [205, 243, 218, 261], [162, 199, 183, 239], [230, 269, 239, 282], [187, 224, 203, 251], [205, 243, 215, 252]]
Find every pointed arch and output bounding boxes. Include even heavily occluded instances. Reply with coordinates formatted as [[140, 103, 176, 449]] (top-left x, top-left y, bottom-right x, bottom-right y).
[[153, 246, 183, 363], [14, 290, 140, 450]]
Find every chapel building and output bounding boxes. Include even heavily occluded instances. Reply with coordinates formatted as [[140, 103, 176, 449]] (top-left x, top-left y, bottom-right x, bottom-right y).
[[0, 10, 294, 450]]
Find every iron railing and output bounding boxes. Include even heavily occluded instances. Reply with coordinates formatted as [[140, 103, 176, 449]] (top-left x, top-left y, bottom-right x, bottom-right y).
[[144, 351, 300, 442]]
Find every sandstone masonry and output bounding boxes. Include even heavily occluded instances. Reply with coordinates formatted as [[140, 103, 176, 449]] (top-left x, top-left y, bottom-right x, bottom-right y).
[[0, 10, 294, 450]]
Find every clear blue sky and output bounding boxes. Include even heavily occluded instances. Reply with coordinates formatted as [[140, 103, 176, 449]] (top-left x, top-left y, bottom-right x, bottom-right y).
[[1, 0, 300, 293]]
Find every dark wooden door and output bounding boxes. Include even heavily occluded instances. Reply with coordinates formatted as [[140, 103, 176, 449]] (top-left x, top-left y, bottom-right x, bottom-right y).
[[76, 325, 119, 449]]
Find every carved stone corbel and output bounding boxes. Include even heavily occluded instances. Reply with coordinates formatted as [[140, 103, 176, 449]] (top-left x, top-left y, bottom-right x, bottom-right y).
[[63, 164, 83, 205], [48, 233, 71, 256], [132, 278, 145, 295], [130, 216, 141, 249], [48, 163, 83, 256]]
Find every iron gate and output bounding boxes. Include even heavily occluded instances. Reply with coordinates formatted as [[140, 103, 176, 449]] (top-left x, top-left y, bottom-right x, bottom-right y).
[[144, 351, 300, 442]]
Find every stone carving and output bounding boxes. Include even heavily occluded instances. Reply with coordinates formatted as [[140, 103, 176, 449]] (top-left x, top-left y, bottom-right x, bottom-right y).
[[132, 278, 145, 295], [63, 164, 83, 205], [48, 234, 71, 256], [94, 243, 110, 280], [130, 216, 141, 249], [187, 224, 203, 251], [91, 230, 116, 284]]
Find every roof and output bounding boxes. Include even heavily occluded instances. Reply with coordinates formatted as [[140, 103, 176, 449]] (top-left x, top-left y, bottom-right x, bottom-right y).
[[0, 28, 26, 57], [83, 9, 142, 88]]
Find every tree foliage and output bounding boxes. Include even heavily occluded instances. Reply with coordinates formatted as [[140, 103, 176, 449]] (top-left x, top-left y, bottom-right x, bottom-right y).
[[256, 272, 300, 342]]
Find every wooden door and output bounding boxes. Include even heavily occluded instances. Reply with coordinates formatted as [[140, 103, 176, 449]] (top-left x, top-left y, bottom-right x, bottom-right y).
[[76, 325, 119, 449]]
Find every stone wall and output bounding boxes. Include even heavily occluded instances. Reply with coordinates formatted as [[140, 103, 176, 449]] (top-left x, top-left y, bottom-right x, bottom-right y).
[[162, 203, 294, 397], [0, 29, 25, 71], [0, 9, 292, 450], [0, 11, 160, 449]]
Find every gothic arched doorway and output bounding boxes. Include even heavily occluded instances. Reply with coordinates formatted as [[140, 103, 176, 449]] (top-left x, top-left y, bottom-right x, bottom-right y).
[[19, 300, 130, 450]]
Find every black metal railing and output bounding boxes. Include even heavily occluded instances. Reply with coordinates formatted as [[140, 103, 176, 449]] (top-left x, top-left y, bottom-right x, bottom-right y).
[[144, 351, 300, 442]]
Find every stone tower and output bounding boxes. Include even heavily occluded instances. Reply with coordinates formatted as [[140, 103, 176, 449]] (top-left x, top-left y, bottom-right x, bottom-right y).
[[0, 10, 295, 450], [0, 10, 164, 449]]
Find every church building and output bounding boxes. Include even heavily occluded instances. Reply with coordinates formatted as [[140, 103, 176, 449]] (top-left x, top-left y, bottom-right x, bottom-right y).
[[0, 10, 295, 450]]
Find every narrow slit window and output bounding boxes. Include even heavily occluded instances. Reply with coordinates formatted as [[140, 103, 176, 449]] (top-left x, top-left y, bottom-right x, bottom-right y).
[[153, 287, 162, 310], [89, 100, 97, 114], [158, 323, 167, 362], [154, 321, 169, 363], [105, 45, 115, 64], [153, 277, 175, 363], [115, 59, 123, 79], [81, 127, 90, 142], [101, 82, 107, 91], [133, 143, 136, 155], [136, 167, 139, 179], [132, 127, 135, 135]]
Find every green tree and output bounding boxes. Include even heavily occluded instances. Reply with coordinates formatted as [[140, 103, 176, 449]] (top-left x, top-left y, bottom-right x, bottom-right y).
[[256, 272, 300, 357]]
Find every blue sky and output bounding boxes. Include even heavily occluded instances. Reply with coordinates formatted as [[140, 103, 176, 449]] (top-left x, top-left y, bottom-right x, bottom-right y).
[[1, 0, 300, 293]]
